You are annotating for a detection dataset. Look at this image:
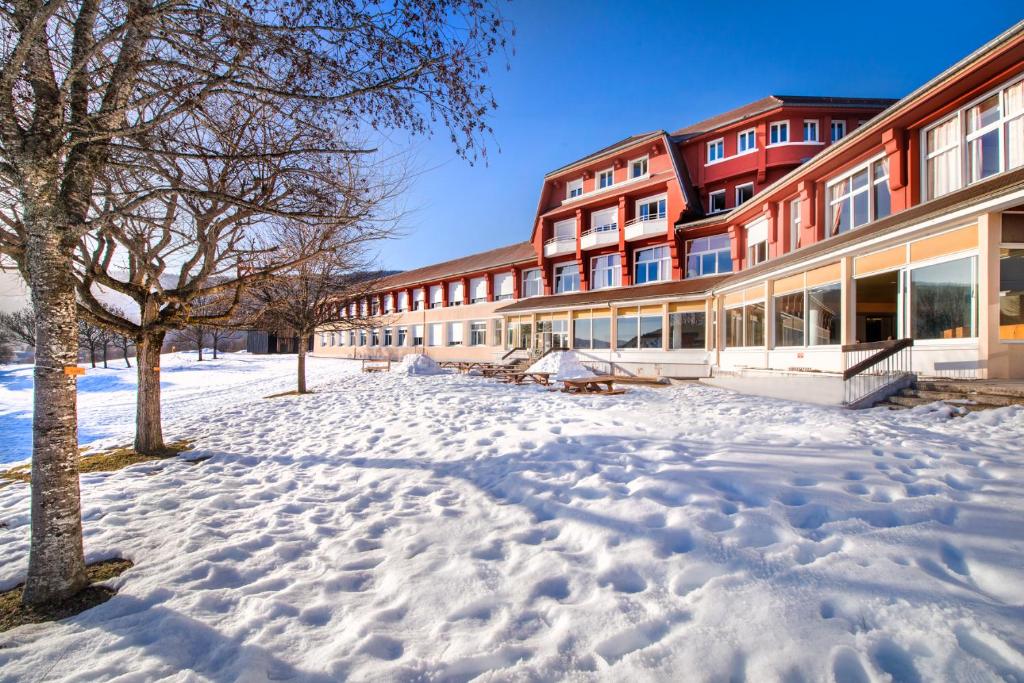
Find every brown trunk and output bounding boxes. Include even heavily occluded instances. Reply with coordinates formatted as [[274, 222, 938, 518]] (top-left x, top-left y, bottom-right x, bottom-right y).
[[134, 329, 166, 454], [297, 335, 307, 393], [102, 343, 108, 368], [88, 344, 96, 368], [22, 218, 88, 605]]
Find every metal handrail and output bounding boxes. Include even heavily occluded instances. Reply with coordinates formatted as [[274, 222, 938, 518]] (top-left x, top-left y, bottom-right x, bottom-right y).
[[581, 223, 618, 237], [500, 346, 526, 361], [624, 211, 667, 227], [842, 338, 913, 380], [544, 235, 576, 246]]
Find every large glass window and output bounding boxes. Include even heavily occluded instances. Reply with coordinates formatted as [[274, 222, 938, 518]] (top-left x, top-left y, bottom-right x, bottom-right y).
[[1000, 246, 1024, 340], [827, 157, 890, 236], [616, 311, 638, 349], [686, 234, 732, 277], [726, 307, 744, 347], [910, 257, 976, 340], [573, 316, 611, 350], [808, 283, 842, 345], [615, 308, 663, 349], [745, 302, 765, 346], [634, 246, 670, 284], [470, 321, 487, 346], [925, 116, 961, 200], [522, 269, 543, 297], [669, 311, 705, 349], [774, 292, 805, 347], [590, 254, 621, 290], [573, 318, 590, 349], [554, 262, 580, 293]]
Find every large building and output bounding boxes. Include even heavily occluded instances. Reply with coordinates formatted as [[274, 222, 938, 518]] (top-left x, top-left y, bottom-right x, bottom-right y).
[[315, 22, 1024, 383]]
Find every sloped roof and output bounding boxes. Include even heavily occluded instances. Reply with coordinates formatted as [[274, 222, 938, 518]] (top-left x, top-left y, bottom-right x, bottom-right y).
[[372, 241, 536, 291], [671, 95, 896, 139], [495, 276, 727, 313], [544, 130, 664, 179]]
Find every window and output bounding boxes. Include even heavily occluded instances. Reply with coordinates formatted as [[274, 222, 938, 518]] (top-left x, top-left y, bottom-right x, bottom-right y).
[[830, 120, 846, 142], [630, 156, 648, 178], [448, 281, 464, 306], [910, 256, 976, 340], [397, 327, 408, 346], [590, 254, 621, 290], [382, 328, 392, 346], [669, 311, 705, 349], [493, 272, 514, 301], [925, 116, 961, 200], [427, 323, 442, 346], [470, 321, 487, 346], [808, 283, 842, 345], [803, 120, 819, 143], [553, 217, 576, 242], [634, 245, 670, 284], [412, 325, 423, 346], [397, 291, 409, 312], [470, 277, 487, 304], [414, 288, 425, 311], [735, 183, 754, 206], [572, 315, 611, 350], [769, 121, 788, 145], [567, 178, 583, 199], [429, 285, 443, 309], [522, 269, 543, 297], [725, 302, 765, 347], [636, 195, 666, 221], [737, 128, 756, 153], [384, 295, 394, 313], [707, 138, 724, 163], [1000, 245, 1024, 340], [371, 298, 380, 315], [591, 206, 618, 233], [827, 157, 890, 236], [348, 331, 355, 346], [615, 307, 663, 349], [554, 262, 580, 293], [774, 292, 804, 346], [447, 322, 463, 346], [789, 199, 801, 252], [597, 168, 614, 189], [686, 234, 732, 277], [708, 190, 726, 214], [359, 330, 367, 346]]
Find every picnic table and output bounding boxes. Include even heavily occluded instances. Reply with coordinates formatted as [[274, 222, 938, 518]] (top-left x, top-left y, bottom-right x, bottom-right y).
[[361, 359, 391, 373], [561, 375, 625, 395], [500, 371, 552, 386]]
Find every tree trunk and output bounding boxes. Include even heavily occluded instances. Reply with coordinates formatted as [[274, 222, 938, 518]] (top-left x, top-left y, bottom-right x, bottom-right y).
[[88, 345, 96, 368], [22, 220, 88, 605], [197, 337, 203, 361], [135, 330, 166, 455], [102, 344, 108, 369], [297, 335, 307, 394], [123, 343, 131, 368], [212, 338, 218, 360]]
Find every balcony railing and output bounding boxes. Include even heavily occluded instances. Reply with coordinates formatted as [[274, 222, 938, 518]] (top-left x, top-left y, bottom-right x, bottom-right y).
[[559, 172, 651, 206], [624, 212, 668, 241], [544, 235, 576, 257], [580, 223, 619, 250]]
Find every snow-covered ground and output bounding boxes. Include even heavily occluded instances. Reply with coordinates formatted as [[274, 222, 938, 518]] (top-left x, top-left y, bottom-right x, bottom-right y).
[[1, 353, 1023, 681]]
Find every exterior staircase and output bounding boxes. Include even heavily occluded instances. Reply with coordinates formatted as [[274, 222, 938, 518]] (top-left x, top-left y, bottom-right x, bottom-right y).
[[879, 379, 1024, 412]]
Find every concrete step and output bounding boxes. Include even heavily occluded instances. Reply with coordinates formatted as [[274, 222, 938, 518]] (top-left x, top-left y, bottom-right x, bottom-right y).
[[902, 388, 1024, 407], [884, 394, 1004, 412], [916, 380, 1024, 399]]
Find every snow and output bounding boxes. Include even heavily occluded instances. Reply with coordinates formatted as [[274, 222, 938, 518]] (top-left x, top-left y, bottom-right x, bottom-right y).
[[391, 353, 445, 376], [1, 355, 1023, 681], [526, 350, 595, 380]]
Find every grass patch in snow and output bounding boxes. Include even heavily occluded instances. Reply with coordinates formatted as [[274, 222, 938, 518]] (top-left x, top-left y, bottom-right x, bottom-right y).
[[0, 440, 192, 486], [0, 558, 133, 633]]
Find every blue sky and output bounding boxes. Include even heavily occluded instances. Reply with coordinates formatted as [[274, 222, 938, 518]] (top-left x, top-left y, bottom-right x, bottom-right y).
[[374, 2, 1022, 272]]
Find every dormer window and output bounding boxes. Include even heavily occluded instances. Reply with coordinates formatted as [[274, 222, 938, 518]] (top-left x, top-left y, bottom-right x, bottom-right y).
[[567, 178, 583, 199], [803, 120, 819, 142], [630, 156, 648, 178], [707, 138, 724, 163], [597, 168, 614, 189], [830, 120, 846, 142], [769, 121, 789, 145], [737, 129, 756, 153]]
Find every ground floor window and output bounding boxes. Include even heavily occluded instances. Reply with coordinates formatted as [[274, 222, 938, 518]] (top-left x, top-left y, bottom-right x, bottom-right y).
[[507, 321, 532, 349], [371, 328, 380, 346], [910, 256, 976, 340], [573, 316, 611, 350], [999, 246, 1024, 340], [537, 319, 568, 351], [669, 311, 705, 349], [774, 292, 804, 347], [412, 325, 423, 346], [383, 328, 392, 346], [447, 322, 463, 346], [359, 330, 367, 346], [428, 323, 442, 347], [398, 327, 408, 346], [726, 302, 765, 347], [615, 307, 662, 349], [469, 321, 487, 346], [808, 284, 842, 345]]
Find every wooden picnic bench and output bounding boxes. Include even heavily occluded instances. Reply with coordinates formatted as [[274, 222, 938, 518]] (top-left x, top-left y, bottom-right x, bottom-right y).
[[500, 371, 552, 386], [561, 375, 626, 395], [361, 359, 391, 373]]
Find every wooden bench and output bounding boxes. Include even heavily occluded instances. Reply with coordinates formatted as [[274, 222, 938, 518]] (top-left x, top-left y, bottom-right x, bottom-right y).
[[500, 371, 552, 386], [561, 375, 626, 395], [361, 359, 391, 373]]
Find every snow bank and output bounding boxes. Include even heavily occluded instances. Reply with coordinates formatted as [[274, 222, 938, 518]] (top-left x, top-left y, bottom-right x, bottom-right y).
[[526, 350, 594, 380], [391, 353, 445, 376]]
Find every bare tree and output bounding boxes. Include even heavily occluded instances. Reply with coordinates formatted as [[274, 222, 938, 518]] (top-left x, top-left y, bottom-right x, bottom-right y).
[[76, 320, 105, 369], [114, 332, 133, 368], [0, 308, 34, 347], [209, 326, 241, 360], [0, 0, 509, 604]]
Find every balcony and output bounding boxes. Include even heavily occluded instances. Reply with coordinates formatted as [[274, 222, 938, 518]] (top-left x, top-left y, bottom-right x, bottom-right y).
[[580, 223, 619, 250], [544, 236, 576, 257], [624, 212, 668, 242]]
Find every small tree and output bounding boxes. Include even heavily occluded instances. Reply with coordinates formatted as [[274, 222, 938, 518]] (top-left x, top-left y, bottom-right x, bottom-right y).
[[77, 321, 105, 369], [0, 308, 35, 348], [114, 333, 134, 368], [209, 327, 241, 360]]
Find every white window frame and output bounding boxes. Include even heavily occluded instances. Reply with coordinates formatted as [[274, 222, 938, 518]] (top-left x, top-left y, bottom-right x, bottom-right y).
[[635, 193, 667, 221], [429, 284, 443, 309], [590, 253, 621, 290], [567, 177, 584, 199], [737, 128, 756, 154], [686, 234, 732, 278], [735, 182, 754, 206], [960, 76, 1024, 184], [629, 155, 649, 179], [803, 119, 819, 143], [830, 120, 846, 142], [553, 261, 580, 294], [789, 198, 801, 252], [769, 121, 789, 146], [633, 244, 671, 284], [469, 321, 487, 346], [469, 276, 487, 304], [597, 167, 615, 190], [493, 272, 514, 301], [922, 114, 961, 200], [826, 153, 889, 237], [522, 268, 543, 298], [707, 138, 725, 164], [708, 189, 726, 214], [590, 206, 618, 232], [446, 321, 463, 346]]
